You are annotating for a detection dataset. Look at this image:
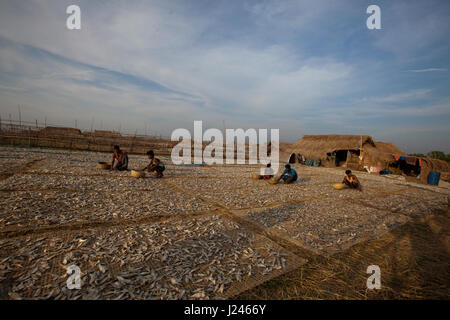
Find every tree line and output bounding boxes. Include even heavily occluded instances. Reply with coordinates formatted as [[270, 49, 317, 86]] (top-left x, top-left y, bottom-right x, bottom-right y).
[[408, 151, 450, 163]]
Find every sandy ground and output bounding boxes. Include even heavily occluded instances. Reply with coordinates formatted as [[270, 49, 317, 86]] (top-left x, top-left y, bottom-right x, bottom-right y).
[[0, 146, 448, 299]]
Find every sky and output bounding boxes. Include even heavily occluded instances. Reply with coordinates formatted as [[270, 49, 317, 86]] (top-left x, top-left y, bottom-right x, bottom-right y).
[[0, 0, 449, 153]]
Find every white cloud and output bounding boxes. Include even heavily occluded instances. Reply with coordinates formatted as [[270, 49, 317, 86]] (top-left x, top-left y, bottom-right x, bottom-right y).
[[372, 1, 450, 62], [359, 89, 432, 104], [0, 0, 449, 151], [0, 1, 359, 138], [408, 68, 447, 73]]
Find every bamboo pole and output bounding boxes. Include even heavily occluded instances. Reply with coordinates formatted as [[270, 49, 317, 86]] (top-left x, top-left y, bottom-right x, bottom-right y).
[[130, 130, 137, 153], [360, 128, 362, 150], [18, 105, 21, 127], [360, 128, 363, 165], [35, 120, 40, 147]]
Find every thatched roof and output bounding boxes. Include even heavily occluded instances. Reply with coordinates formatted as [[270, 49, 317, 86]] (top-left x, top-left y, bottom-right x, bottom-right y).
[[275, 142, 293, 162], [286, 135, 375, 160], [371, 141, 404, 155], [363, 141, 405, 166], [282, 134, 449, 183], [419, 158, 450, 184], [283, 134, 409, 168]]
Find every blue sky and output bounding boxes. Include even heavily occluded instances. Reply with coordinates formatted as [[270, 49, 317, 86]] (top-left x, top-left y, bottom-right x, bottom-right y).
[[0, 0, 449, 153]]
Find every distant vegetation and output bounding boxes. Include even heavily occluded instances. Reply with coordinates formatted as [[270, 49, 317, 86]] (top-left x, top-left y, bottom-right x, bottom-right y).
[[408, 151, 450, 163]]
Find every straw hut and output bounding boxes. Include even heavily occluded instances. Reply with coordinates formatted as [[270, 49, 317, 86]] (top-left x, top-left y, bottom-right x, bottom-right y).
[[271, 142, 293, 163], [362, 141, 405, 168], [285, 134, 450, 184], [284, 135, 376, 167], [417, 158, 450, 184]]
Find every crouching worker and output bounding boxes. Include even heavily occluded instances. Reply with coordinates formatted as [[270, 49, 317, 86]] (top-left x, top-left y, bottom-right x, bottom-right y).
[[343, 170, 362, 191], [276, 164, 298, 184], [258, 163, 274, 179], [145, 150, 165, 178], [111, 145, 128, 171]]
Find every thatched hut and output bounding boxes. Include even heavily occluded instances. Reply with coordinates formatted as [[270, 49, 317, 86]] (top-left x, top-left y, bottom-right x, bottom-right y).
[[417, 158, 450, 184], [275, 142, 293, 163], [362, 141, 405, 168], [285, 134, 450, 185], [284, 135, 377, 167]]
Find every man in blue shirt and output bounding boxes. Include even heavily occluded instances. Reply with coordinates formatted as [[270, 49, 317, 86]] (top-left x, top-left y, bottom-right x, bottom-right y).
[[278, 164, 298, 184]]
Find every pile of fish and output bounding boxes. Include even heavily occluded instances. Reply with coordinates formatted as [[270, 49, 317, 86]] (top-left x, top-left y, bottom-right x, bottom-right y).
[[0, 145, 448, 299], [0, 186, 215, 232], [247, 199, 413, 253], [1, 215, 292, 300]]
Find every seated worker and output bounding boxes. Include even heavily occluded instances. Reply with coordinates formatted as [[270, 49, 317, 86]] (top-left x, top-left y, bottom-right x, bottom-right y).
[[258, 163, 274, 179], [343, 170, 362, 191], [111, 145, 128, 171], [276, 164, 298, 184], [145, 150, 165, 178]]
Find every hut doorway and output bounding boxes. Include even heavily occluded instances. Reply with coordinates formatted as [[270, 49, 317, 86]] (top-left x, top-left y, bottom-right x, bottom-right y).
[[334, 149, 360, 167], [288, 153, 304, 164], [289, 153, 296, 163], [334, 150, 348, 166]]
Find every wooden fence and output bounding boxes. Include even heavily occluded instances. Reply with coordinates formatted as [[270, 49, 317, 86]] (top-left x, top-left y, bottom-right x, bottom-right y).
[[0, 120, 172, 156]]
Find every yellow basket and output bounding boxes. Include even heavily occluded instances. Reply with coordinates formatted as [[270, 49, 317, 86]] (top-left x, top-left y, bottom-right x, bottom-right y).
[[251, 173, 261, 180], [97, 162, 111, 170], [332, 183, 345, 190], [131, 170, 145, 179], [268, 178, 278, 185]]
